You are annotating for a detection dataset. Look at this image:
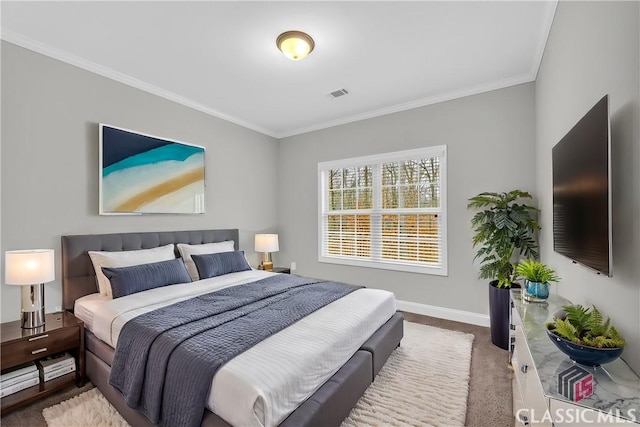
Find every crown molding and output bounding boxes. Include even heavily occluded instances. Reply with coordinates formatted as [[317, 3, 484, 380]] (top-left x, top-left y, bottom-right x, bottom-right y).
[[531, 0, 558, 81], [276, 73, 535, 139], [3, 11, 555, 141], [1, 29, 278, 138]]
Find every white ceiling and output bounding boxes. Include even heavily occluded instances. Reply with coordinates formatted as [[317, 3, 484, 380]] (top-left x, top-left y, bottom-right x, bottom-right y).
[[1, 1, 557, 138]]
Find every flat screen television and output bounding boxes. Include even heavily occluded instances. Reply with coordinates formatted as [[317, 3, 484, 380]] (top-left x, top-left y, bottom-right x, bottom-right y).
[[552, 95, 612, 276]]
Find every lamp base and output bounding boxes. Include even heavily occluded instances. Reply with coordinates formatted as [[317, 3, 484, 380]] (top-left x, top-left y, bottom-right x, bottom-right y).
[[22, 309, 45, 329], [261, 252, 273, 271], [21, 284, 46, 329]]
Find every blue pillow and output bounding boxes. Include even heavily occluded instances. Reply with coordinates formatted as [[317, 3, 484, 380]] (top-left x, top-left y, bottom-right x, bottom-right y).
[[191, 251, 251, 279], [102, 258, 191, 298]]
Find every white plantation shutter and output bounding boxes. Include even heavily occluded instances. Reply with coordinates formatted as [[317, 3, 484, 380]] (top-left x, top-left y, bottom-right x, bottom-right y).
[[318, 146, 447, 276]]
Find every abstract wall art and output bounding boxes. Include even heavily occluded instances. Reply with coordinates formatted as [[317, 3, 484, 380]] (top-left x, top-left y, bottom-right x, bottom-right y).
[[99, 124, 205, 214]]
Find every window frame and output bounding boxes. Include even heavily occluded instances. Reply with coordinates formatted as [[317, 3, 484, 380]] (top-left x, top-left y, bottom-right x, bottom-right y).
[[317, 145, 447, 276]]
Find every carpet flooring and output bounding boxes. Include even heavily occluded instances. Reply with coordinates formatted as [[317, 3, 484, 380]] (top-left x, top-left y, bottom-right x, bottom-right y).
[[1, 313, 513, 427], [341, 322, 474, 426], [402, 313, 513, 427]]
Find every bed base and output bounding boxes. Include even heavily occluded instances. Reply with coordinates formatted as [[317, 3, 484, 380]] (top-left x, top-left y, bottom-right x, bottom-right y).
[[86, 312, 403, 427]]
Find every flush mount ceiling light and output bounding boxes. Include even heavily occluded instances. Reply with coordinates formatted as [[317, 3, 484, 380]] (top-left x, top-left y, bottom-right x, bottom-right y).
[[276, 30, 315, 61]]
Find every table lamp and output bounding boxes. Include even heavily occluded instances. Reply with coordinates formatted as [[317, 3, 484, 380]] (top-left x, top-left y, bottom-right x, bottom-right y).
[[255, 234, 279, 271], [5, 249, 55, 329]]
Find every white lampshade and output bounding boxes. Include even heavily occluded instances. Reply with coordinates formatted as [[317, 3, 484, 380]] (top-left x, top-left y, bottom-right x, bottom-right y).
[[5, 249, 55, 285], [255, 234, 279, 253]]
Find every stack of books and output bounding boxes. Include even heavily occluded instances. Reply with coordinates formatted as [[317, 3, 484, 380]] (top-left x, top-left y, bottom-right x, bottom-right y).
[[37, 352, 76, 382], [0, 362, 39, 398]]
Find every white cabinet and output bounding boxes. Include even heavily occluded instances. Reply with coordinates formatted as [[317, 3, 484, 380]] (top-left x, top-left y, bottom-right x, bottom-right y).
[[512, 325, 552, 426], [510, 290, 640, 426]]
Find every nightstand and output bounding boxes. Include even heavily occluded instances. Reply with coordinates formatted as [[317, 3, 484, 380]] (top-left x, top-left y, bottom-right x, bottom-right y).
[[272, 267, 291, 274], [1, 311, 85, 415]]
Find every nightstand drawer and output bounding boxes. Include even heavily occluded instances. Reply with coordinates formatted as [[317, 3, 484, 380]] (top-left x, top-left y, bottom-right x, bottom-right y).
[[1, 326, 80, 368]]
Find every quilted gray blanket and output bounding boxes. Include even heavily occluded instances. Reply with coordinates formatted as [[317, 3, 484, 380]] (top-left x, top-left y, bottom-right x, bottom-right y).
[[109, 274, 361, 427]]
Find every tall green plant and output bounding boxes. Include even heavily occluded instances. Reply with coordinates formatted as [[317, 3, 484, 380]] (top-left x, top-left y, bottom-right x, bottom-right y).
[[468, 190, 540, 288]]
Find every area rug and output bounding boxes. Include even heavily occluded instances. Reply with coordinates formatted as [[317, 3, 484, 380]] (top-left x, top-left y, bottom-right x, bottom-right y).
[[43, 321, 474, 427]]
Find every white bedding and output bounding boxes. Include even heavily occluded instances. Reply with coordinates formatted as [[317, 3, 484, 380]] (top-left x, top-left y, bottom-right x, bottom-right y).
[[75, 270, 396, 427]]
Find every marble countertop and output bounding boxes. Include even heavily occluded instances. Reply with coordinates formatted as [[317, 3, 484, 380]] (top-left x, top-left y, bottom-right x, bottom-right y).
[[511, 289, 640, 423]]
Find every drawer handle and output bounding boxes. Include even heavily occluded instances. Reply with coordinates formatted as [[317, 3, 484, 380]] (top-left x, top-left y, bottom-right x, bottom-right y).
[[31, 348, 47, 355], [519, 413, 530, 425], [520, 363, 528, 374], [28, 334, 49, 342]]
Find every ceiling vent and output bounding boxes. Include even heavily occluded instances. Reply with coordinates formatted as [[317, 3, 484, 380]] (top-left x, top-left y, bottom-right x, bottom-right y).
[[329, 88, 349, 98]]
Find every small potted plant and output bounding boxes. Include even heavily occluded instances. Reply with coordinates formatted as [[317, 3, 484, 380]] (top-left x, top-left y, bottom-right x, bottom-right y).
[[546, 305, 626, 366], [515, 259, 560, 303]]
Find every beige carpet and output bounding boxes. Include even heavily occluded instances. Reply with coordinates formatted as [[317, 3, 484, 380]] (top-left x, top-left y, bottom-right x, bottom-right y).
[[342, 322, 474, 427], [41, 321, 473, 427], [42, 388, 127, 427]]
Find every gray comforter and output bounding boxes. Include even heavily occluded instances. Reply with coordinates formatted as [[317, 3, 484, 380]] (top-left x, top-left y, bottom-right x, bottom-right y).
[[109, 274, 361, 427]]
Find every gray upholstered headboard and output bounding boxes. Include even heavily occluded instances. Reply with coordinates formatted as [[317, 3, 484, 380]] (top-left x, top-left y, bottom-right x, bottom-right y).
[[61, 229, 239, 312]]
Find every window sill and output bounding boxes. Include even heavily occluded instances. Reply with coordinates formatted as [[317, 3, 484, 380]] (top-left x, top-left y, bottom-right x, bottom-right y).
[[318, 255, 447, 276]]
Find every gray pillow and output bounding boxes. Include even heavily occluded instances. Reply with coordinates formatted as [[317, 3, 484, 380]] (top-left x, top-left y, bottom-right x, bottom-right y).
[[102, 258, 191, 299], [191, 251, 251, 279]]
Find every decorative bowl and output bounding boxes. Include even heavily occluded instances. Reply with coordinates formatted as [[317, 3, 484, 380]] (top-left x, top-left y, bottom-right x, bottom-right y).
[[546, 329, 624, 367]]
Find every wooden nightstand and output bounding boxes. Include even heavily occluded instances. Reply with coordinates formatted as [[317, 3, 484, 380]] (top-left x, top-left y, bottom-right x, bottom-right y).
[[272, 267, 291, 274], [1, 311, 85, 415]]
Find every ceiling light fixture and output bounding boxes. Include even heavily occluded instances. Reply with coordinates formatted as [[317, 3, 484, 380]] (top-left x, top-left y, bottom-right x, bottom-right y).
[[276, 30, 315, 61]]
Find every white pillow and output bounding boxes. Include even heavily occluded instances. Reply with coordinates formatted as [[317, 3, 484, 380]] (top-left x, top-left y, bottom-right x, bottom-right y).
[[88, 244, 176, 297], [177, 241, 235, 281]]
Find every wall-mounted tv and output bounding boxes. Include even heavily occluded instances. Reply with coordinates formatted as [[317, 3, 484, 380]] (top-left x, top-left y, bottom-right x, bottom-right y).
[[552, 95, 611, 276], [99, 124, 205, 215]]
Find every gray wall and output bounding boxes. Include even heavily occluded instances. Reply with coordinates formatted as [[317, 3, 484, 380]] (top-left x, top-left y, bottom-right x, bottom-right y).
[[1, 42, 280, 322], [277, 83, 536, 315], [535, 1, 640, 373]]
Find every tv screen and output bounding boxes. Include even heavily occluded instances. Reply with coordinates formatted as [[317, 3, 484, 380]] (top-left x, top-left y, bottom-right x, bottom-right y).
[[552, 95, 611, 276]]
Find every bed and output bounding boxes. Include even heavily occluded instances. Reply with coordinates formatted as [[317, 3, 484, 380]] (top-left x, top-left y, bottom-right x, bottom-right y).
[[61, 229, 403, 427]]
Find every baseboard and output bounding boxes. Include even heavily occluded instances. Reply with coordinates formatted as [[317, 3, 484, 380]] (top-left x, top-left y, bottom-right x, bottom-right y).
[[396, 300, 490, 327]]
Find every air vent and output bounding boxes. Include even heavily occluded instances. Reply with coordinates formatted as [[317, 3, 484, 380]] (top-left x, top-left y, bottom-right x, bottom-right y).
[[329, 88, 349, 98]]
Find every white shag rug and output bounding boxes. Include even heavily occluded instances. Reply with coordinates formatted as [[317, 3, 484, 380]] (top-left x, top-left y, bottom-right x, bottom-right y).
[[43, 321, 474, 427], [42, 387, 128, 427]]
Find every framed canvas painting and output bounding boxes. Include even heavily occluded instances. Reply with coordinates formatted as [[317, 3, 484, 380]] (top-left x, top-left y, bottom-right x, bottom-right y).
[[99, 124, 205, 214]]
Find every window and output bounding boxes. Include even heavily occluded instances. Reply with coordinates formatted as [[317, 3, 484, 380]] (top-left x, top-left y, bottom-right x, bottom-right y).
[[318, 146, 447, 275]]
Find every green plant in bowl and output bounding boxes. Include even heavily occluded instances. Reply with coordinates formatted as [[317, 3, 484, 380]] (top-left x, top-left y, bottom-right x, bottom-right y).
[[546, 304, 626, 366]]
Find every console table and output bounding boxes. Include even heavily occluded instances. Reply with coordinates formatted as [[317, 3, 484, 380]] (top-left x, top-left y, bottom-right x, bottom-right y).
[[510, 289, 640, 425]]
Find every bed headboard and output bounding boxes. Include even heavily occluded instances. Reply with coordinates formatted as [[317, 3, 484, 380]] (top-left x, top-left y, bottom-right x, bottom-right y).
[[61, 229, 239, 312]]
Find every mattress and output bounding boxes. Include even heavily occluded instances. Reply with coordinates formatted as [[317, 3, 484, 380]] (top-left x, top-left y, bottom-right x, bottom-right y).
[[75, 270, 396, 427]]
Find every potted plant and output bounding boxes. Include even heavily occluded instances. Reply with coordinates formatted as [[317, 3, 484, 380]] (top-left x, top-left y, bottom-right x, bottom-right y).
[[546, 305, 626, 366], [468, 190, 540, 349], [515, 259, 560, 303]]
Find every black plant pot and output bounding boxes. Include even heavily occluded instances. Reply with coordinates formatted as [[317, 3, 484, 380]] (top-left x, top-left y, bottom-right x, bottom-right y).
[[488, 280, 511, 350]]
